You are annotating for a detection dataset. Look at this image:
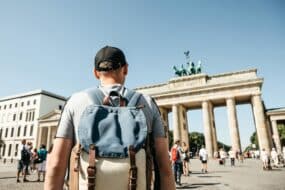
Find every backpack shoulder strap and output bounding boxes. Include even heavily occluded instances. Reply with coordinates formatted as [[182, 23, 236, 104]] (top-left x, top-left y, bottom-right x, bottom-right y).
[[85, 87, 105, 105], [125, 89, 142, 107]]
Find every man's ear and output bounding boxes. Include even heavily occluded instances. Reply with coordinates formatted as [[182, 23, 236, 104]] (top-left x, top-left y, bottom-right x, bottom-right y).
[[93, 68, 100, 79], [123, 64, 128, 75]]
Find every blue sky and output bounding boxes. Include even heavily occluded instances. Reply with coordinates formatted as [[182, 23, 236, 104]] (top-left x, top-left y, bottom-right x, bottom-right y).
[[0, 0, 284, 149]]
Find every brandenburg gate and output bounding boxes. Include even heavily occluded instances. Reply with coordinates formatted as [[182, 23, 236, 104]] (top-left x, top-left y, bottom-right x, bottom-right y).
[[136, 69, 274, 157]]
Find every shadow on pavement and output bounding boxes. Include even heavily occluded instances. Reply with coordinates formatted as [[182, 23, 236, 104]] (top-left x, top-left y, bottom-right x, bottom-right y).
[[197, 175, 221, 178], [176, 182, 221, 189], [0, 176, 15, 179]]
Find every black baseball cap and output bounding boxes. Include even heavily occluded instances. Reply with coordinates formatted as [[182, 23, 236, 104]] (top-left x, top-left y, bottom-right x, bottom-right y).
[[94, 46, 127, 71]]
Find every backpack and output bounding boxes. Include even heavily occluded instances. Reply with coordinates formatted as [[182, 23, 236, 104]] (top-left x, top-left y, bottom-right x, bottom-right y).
[[68, 88, 158, 190], [37, 149, 47, 163], [171, 147, 180, 162], [21, 147, 30, 163]]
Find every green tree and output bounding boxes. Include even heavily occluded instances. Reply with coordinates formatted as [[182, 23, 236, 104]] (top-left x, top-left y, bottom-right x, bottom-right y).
[[168, 130, 230, 153], [250, 131, 259, 149], [189, 132, 205, 154]]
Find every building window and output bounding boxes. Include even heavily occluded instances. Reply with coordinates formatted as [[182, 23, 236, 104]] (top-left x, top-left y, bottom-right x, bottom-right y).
[[15, 103, 18, 108], [4, 105, 6, 109], [8, 144, 12, 156], [10, 127, 14, 137], [27, 101, 30, 106], [2, 144, 6, 156], [30, 125, 34, 136], [31, 112, 35, 121], [13, 114, 16, 121], [33, 99, 36, 105], [0, 129, 2, 138], [23, 125, 27, 136], [29, 112, 32, 121], [19, 112, 23, 120], [26, 109, 35, 122], [15, 144, 19, 156], [59, 105, 63, 110], [0, 106, 1, 110], [9, 104, 12, 109], [5, 128, 8, 138], [21, 102, 24, 107], [17, 126, 21, 137]]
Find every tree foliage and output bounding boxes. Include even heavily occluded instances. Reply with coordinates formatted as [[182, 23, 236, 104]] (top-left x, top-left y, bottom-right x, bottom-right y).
[[250, 131, 259, 149], [168, 130, 230, 153]]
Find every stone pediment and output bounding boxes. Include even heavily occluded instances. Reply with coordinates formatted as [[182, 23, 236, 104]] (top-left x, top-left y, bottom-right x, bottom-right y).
[[38, 109, 62, 122]]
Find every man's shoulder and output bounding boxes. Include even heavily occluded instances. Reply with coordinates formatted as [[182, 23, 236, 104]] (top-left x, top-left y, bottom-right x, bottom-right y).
[[67, 87, 97, 106]]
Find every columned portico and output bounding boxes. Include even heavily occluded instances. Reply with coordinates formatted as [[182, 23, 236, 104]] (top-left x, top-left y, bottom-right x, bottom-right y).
[[202, 101, 213, 157], [251, 94, 271, 152], [226, 97, 241, 152], [267, 108, 285, 154], [136, 69, 276, 157], [37, 109, 61, 150]]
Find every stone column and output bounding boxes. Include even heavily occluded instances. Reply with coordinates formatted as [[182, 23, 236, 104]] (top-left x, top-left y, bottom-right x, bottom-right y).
[[37, 127, 43, 148], [226, 98, 241, 152], [180, 106, 189, 148], [251, 94, 271, 152], [202, 101, 213, 157], [47, 126, 52, 150], [271, 120, 281, 154], [172, 104, 181, 142], [209, 102, 218, 154]]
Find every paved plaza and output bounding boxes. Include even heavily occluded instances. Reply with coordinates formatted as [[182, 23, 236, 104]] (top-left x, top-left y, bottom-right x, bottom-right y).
[[0, 158, 284, 190]]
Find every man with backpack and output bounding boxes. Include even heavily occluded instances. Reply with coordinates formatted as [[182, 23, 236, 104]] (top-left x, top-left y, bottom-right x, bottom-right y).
[[37, 144, 48, 182], [45, 46, 175, 190], [170, 139, 183, 186], [16, 139, 30, 182]]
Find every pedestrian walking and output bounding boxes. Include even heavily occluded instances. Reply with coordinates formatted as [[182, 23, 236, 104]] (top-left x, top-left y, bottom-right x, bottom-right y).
[[219, 148, 227, 166], [199, 145, 208, 173], [16, 139, 30, 182], [270, 148, 279, 167], [171, 140, 183, 186], [261, 148, 270, 170], [37, 144, 48, 182], [228, 148, 235, 166], [181, 141, 190, 176]]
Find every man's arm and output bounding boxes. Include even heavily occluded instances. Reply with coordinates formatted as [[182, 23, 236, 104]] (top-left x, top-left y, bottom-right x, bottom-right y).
[[44, 138, 73, 190], [155, 137, 176, 190]]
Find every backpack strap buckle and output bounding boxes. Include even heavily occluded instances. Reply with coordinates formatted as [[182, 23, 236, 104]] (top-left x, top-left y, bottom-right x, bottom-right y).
[[128, 146, 137, 190], [87, 144, 96, 190]]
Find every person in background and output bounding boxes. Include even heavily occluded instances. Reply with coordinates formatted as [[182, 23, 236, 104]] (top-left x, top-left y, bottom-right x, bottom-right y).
[[228, 148, 235, 166], [270, 148, 278, 168], [170, 140, 183, 186], [37, 144, 48, 182], [261, 148, 270, 170], [31, 148, 39, 172], [219, 148, 227, 166], [16, 139, 30, 182], [181, 141, 190, 176], [199, 145, 208, 173]]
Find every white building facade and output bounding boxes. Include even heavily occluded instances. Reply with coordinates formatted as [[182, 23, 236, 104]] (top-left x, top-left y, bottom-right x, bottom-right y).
[[0, 89, 66, 160]]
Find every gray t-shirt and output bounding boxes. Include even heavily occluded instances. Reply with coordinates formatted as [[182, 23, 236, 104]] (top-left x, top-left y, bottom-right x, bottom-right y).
[[56, 85, 166, 144]]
